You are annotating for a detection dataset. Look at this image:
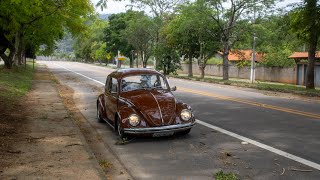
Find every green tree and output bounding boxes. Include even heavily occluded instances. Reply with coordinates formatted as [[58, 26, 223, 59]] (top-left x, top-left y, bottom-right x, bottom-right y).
[[131, 0, 188, 69], [94, 43, 107, 64], [234, 14, 300, 67], [154, 40, 181, 75], [165, 7, 198, 77], [261, 45, 295, 67], [164, 0, 220, 78], [104, 12, 135, 67], [290, 0, 320, 89], [124, 12, 156, 68], [0, 0, 93, 69], [207, 0, 275, 80], [74, 16, 108, 63], [192, 0, 220, 78]]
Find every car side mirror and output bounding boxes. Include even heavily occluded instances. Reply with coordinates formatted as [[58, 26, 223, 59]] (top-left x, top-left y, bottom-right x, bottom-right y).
[[170, 86, 177, 91]]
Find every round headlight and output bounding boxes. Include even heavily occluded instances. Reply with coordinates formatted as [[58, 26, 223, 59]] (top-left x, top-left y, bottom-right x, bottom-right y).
[[181, 109, 192, 121], [128, 114, 140, 126]]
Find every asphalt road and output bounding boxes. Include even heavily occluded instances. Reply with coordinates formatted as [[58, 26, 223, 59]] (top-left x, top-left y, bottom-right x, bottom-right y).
[[43, 61, 320, 180]]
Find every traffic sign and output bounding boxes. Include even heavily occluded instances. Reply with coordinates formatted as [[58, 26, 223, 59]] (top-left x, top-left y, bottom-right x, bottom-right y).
[[107, 53, 111, 60], [118, 53, 125, 61]]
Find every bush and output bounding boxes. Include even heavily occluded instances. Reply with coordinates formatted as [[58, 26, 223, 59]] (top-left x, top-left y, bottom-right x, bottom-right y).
[[215, 170, 239, 180]]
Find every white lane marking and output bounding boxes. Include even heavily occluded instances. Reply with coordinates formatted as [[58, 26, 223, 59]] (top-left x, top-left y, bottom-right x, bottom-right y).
[[54, 63, 104, 86], [52, 62, 320, 171], [196, 120, 320, 170]]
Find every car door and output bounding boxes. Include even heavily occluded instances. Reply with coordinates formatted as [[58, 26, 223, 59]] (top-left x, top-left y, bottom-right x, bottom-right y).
[[104, 77, 119, 126]]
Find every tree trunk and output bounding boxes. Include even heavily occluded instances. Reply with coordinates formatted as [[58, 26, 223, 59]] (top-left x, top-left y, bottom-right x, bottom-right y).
[[14, 30, 26, 66], [142, 51, 147, 68], [0, 53, 12, 69], [129, 56, 133, 68], [306, 37, 317, 89], [143, 61, 147, 68], [163, 64, 167, 75], [155, 31, 160, 70], [136, 51, 139, 68], [0, 47, 15, 69], [305, 0, 318, 89], [13, 31, 22, 66], [200, 66, 205, 79], [24, 53, 27, 69], [21, 45, 26, 66], [222, 43, 229, 80], [188, 54, 193, 77], [198, 57, 205, 79]]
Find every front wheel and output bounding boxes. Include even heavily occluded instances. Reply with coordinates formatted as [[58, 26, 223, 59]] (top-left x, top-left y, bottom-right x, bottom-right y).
[[117, 119, 126, 139], [180, 129, 191, 136]]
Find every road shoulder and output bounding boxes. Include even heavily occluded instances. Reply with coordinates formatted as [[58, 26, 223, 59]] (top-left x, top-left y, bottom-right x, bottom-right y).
[[1, 64, 106, 179]]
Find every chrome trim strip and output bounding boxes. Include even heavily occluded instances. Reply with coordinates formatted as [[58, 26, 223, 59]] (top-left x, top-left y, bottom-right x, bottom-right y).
[[123, 122, 195, 134], [98, 98, 104, 111], [149, 91, 164, 125], [119, 96, 135, 107], [102, 118, 115, 130]]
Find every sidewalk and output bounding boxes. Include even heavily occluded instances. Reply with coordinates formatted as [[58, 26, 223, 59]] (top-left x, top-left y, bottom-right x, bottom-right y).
[[0, 65, 105, 179]]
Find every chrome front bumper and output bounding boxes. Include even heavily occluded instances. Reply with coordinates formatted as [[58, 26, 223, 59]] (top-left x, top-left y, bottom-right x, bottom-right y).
[[123, 122, 196, 134]]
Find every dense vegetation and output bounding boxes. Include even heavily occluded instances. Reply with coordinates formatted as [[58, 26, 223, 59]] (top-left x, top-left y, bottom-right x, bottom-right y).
[[0, 63, 35, 105], [1, 0, 319, 89], [0, 0, 93, 68]]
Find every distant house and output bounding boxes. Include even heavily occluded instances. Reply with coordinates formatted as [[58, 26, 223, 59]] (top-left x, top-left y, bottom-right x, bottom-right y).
[[217, 49, 264, 64], [288, 51, 320, 62], [288, 51, 320, 87]]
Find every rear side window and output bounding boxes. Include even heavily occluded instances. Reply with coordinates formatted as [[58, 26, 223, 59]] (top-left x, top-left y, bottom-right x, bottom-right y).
[[105, 77, 111, 92], [111, 78, 118, 94]]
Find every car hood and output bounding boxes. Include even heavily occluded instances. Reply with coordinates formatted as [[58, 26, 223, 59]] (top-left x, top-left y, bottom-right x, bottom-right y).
[[121, 89, 176, 126]]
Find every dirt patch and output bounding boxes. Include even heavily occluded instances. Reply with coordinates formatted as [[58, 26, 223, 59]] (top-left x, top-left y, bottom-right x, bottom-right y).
[[0, 65, 104, 179], [0, 101, 24, 173], [55, 77, 132, 180], [33, 71, 52, 80]]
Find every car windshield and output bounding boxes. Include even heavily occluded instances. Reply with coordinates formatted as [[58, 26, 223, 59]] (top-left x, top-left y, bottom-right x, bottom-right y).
[[121, 74, 169, 92]]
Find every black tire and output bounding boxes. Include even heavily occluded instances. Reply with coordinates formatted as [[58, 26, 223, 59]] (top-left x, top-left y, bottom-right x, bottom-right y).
[[97, 102, 104, 123], [117, 119, 126, 139], [180, 129, 191, 136]]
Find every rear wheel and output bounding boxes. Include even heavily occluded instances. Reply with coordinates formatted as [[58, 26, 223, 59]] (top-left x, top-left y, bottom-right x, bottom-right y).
[[97, 102, 104, 123]]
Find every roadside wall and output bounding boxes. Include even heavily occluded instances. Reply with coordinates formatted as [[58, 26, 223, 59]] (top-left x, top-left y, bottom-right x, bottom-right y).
[[178, 63, 297, 84], [37, 56, 75, 61]]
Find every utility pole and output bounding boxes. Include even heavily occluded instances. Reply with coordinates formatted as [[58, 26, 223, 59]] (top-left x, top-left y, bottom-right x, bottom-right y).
[[250, 7, 256, 83], [250, 33, 257, 83], [136, 51, 139, 68]]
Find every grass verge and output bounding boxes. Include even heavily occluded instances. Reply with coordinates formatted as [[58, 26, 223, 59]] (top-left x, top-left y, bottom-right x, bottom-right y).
[[171, 75, 320, 97], [0, 62, 35, 108], [215, 170, 239, 180]]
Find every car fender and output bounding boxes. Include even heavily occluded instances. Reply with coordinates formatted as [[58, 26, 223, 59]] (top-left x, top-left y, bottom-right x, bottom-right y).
[[97, 94, 105, 109]]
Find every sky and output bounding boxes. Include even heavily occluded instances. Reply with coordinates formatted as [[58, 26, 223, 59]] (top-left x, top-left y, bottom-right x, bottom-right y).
[[90, 0, 303, 14], [91, 0, 134, 14]]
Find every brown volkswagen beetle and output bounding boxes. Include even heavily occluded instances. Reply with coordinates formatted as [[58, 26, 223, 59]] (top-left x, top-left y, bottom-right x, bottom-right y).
[[97, 68, 195, 138]]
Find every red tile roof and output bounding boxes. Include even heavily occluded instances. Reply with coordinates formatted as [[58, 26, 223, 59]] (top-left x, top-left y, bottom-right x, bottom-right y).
[[288, 52, 320, 59], [220, 50, 264, 62]]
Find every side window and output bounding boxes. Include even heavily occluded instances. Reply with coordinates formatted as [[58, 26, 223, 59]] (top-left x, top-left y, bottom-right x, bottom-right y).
[[105, 77, 111, 93], [111, 78, 118, 94], [151, 75, 168, 89]]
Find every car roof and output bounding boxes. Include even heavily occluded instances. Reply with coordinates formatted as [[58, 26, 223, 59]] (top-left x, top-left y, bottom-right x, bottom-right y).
[[109, 68, 163, 79]]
